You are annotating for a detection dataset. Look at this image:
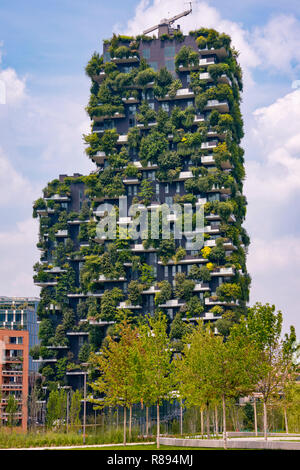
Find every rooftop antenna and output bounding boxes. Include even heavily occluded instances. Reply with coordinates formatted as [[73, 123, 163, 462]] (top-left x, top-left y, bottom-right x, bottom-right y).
[[143, 3, 192, 37]]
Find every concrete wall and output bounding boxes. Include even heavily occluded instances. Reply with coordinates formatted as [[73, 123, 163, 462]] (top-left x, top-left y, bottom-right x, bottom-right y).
[[159, 437, 300, 450]]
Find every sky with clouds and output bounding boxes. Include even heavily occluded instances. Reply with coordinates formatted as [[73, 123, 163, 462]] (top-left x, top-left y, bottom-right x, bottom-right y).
[[0, 0, 299, 335]]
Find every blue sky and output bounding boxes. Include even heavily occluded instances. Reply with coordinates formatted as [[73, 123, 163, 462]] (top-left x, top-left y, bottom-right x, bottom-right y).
[[1, 0, 300, 335]]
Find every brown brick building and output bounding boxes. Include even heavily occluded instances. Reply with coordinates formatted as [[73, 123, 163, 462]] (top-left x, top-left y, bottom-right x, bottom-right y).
[[0, 329, 29, 431]]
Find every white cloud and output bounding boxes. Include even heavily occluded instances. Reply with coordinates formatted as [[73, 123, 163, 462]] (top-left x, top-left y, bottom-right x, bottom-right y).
[[0, 218, 40, 296], [122, 0, 260, 88], [0, 147, 36, 207], [252, 14, 300, 75], [246, 89, 300, 204], [248, 236, 300, 334], [0, 68, 26, 105]]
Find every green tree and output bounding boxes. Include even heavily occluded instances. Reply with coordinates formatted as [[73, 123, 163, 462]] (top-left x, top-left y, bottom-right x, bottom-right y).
[[89, 320, 141, 445], [234, 303, 298, 440], [6, 395, 19, 428], [138, 313, 173, 449]]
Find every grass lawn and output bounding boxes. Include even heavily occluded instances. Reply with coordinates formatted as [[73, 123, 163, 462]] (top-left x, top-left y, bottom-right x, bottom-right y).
[[71, 444, 222, 450]]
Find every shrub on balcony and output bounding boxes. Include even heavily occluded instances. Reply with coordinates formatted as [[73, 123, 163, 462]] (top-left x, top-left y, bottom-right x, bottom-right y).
[[139, 130, 168, 166], [210, 305, 223, 316], [153, 67, 173, 98], [139, 263, 155, 287], [174, 273, 195, 301], [78, 343, 91, 363], [207, 63, 230, 81], [155, 280, 172, 306], [33, 198, 47, 218], [188, 265, 211, 282], [85, 52, 103, 78], [216, 282, 241, 301], [135, 68, 156, 87], [136, 100, 156, 126], [172, 247, 186, 264], [157, 151, 182, 182], [127, 127, 141, 149], [127, 280, 144, 305], [171, 106, 195, 132], [100, 287, 123, 321], [158, 238, 176, 265], [181, 296, 204, 318]]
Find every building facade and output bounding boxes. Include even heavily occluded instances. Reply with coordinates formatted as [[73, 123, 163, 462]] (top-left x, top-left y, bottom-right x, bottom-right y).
[[0, 297, 39, 373], [33, 25, 250, 390], [0, 329, 29, 430]]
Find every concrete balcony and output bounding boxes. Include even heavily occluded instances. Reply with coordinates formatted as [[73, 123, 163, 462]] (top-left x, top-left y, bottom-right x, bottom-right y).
[[67, 219, 90, 225], [96, 275, 125, 282], [201, 155, 215, 166], [205, 297, 238, 307], [158, 88, 194, 101], [123, 178, 140, 185], [178, 63, 200, 71], [90, 151, 106, 164], [93, 112, 125, 123], [205, 225, 220, 234], [44, 194, 70, 202], [158, 299, 184, 308], [142, 286, 161, 295], [201, 140, 218, 150], [55, 230, 68, 238], [93, 71, 106, 83], [199, 46, 228, 59], [131, 244, 157, 253], [194, 114, 205, 123], [34, 280, 58, 287], [117, 301, 142, 310], [204, 100, 229, 113], [66, 331, 89, 336], [211, 267, 235, 277], [117, 134, 128, 145], [111, 55, 140, 64], [204, 239, 216, 247], [122, 97, 139, 104], [32, 357, 57, 363], [199, 57, 217, 67], [194, 283, 210, 292]]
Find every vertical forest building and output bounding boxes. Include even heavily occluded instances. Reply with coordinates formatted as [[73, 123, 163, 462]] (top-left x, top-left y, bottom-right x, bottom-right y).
[[33, 21, 250, 390]]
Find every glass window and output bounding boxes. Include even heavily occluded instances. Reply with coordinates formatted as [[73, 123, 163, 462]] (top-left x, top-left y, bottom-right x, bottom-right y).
[[156, 183, 160, 195], [165, 183, 169, 194], [103, 51, 111, 63], [164, 46, 175, 57], [165, 59, 175, 72], [149, 62, 158, 71], [142, 48, 150, 59], [162, 102, 169, 112]]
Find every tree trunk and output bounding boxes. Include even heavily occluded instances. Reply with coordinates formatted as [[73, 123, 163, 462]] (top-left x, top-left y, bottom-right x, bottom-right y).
[[206, 405, 210, 438], [215, 405, 218, 435], [129, 405, 132, 440], [284, 407, 289, 434], [146, 406, 149, 437], [200, 409, 204, 436], [156, 400, 160, 449], [222, 395, 227, 450], [253, 398, 258, 436], [263, 401, 268, 441], [180, 403, 183, 436], [123, 406, 127, 446]]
